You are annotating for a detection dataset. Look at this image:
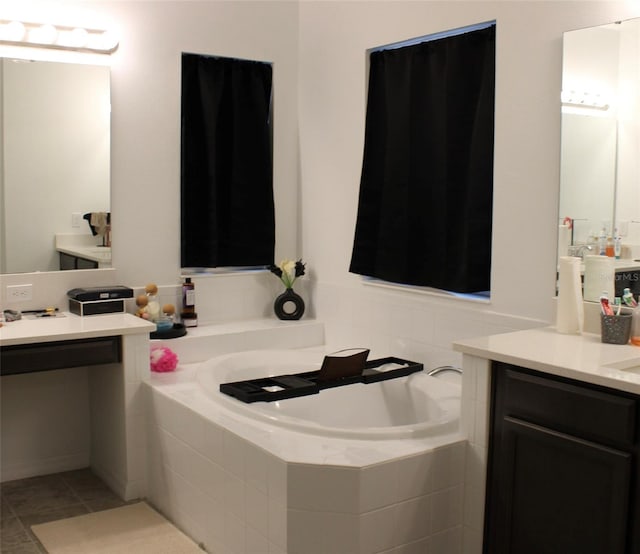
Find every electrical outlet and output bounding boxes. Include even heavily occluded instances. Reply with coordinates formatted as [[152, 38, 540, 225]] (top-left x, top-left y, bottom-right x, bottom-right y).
[[72, 212, 82, 228], [6, 284, 33, 302]]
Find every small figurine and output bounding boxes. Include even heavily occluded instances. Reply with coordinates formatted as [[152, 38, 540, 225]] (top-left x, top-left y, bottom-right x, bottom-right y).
[[135, 283, 175, 324]]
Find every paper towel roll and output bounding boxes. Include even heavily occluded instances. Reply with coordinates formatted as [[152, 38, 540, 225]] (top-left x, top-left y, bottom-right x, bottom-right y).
[[583, 255, 615, 303], [557, 224, 571, 258], [556, 256, 584, 334]]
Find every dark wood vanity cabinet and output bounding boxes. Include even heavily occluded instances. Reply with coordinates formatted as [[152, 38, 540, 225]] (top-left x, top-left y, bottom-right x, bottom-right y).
[[59, 252, 98, 270], [485, 363, 640, 554]]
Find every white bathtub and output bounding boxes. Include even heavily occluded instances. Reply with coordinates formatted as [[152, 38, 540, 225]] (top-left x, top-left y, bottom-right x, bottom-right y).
[[146, 342, 465, 554], [196, 349, 460, 439]]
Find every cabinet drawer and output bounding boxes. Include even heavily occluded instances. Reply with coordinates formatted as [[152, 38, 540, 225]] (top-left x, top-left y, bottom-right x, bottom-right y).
[[498, 364, 637, 447], [1, 336, 121, 376]]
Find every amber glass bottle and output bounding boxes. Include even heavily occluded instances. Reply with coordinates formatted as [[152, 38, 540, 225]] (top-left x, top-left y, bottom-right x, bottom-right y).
[[180, 277, 197, 327]]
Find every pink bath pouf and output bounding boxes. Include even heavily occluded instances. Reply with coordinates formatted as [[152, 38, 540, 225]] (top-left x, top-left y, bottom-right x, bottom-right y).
[[150, 346, 178, 372]]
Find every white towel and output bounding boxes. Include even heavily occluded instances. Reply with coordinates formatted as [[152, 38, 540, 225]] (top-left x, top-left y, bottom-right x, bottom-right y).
[[557, 224, 571, 258], [556, 256, 584, 334]]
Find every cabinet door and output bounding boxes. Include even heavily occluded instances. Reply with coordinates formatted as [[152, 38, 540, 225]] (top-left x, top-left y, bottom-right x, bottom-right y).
[[59, 252, 77, 270], [485, 416, 631, 554], [76, 257, 98, 269]]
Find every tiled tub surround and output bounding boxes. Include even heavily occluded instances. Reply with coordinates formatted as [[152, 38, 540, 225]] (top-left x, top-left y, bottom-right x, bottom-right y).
[[454, 326, 640, 554], [144, 352, 465, 554]]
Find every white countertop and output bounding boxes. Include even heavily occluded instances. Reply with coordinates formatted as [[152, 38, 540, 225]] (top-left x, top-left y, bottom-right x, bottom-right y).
[[612, 259, 640, 272], [561, 258, 640, 274], [454, 326, 640, 395], [0, 312, 155, 346], [56, 245, 111, 265], [54, 234, 111, 266]]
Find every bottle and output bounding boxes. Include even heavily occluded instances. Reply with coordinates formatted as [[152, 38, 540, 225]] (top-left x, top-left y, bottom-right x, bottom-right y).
[[631, 306, 640, 346], [622, 288, 637, 308], [180, 277, 198, 327], [598, 228, 607, 255], [606, 236, 615, 257], [614, 231, 622, 259]]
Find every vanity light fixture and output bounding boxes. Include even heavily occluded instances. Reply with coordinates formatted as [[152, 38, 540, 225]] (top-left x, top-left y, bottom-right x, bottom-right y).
[[561, 90, 610, 110], [0, 20, 118, 54]]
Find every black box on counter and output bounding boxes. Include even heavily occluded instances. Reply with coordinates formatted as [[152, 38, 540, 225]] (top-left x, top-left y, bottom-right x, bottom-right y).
[[67, 286, 133, 316]]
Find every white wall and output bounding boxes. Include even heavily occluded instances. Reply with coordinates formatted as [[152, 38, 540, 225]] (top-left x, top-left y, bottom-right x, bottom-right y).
[[1, 367, 91, 481], [105, 0, 301, 286], [2, 0, 301, 285], [3, 1, 638, 321], [1, 2, 640, 370], [299, 1, 640, 328]]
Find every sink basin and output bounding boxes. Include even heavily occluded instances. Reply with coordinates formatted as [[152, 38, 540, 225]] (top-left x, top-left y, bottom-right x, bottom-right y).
[[605, 359, 640, 375], [84, 247, 111, 260]]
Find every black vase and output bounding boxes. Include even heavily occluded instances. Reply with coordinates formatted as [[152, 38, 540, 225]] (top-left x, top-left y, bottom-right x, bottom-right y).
[[274, 288, 305, 320]]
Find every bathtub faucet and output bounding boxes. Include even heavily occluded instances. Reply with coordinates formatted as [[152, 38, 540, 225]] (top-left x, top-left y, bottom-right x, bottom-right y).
[[427, 365, 463, 377]]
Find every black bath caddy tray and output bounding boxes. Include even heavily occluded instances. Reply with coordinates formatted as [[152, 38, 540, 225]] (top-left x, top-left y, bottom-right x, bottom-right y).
[[219, 356, 423, 403]]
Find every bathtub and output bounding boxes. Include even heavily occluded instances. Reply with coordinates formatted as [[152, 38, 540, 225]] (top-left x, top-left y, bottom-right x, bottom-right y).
[[196, 349, 460, 439], [145, 345, 465, 554]]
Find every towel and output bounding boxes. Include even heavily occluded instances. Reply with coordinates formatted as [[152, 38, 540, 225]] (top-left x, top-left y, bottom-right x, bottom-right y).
[[90, 212, 109, 236], [556, 256, 584, 334]]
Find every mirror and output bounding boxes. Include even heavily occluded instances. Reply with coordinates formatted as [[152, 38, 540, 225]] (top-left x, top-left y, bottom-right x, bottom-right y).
[[559, 17, 640, 254], [0, 58, 111, 274]]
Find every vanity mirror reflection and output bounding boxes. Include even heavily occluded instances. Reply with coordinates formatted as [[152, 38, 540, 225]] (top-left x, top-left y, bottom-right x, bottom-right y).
[[0, 58, 111, 274], [559, 17, 640, 261]]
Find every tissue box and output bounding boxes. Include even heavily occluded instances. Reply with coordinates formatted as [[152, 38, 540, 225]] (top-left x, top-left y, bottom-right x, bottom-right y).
[[67, 286, 133, 316]]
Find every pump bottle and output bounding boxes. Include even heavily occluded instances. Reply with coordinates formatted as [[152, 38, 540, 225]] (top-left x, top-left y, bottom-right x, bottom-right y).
[[181, 277, 198, 327]]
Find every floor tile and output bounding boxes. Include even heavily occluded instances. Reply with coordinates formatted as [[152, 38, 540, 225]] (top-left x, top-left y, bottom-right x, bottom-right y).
[[2, 476, 80, 517], [84, 496, 127, 513], [1, 516, 31, 549], [1, 542, 46, 554], [1, 468, 129, 553], [60, 469, 122, 505], [1, 496, 15, 523]]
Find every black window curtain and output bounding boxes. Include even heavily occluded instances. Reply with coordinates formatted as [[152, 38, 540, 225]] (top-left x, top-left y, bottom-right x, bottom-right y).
[[181, 53, 275, 268], [349, 25, 495, 293]]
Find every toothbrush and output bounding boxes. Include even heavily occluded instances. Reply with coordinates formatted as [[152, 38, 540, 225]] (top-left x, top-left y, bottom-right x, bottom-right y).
[[614, 297, 622, 316], [600, 293, 614, 316]]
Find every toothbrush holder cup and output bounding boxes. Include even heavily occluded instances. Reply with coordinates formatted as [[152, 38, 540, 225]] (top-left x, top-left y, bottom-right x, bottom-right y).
[[600, 313, 632, 345]]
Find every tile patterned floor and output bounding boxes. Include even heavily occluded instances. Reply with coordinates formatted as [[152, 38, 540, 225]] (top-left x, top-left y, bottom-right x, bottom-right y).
[[0, 468, 129, 553]]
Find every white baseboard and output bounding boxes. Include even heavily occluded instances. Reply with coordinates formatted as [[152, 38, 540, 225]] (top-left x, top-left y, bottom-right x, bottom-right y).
[[1, 452, 90, 482]]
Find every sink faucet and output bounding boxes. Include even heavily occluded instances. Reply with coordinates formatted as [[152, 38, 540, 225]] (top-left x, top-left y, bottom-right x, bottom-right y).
[[567, 244, 594, 259]]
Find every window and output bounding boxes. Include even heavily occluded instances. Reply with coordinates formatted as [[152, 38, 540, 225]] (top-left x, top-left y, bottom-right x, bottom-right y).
[[349, 22, 496, 295], [181, 53, 274, 270]]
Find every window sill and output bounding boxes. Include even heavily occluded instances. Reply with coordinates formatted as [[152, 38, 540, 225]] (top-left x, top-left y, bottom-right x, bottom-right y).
[[181, 266, 268, 277], [361, 277, 491, 303]]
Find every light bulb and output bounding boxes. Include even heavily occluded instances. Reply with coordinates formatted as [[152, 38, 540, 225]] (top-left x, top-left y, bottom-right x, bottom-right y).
[[87, 30, 119, 52], [1, 21, 26, 42], [29, 24, 57, 44], [69, 27, 88, 47], [57, 27, 89, 48]]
